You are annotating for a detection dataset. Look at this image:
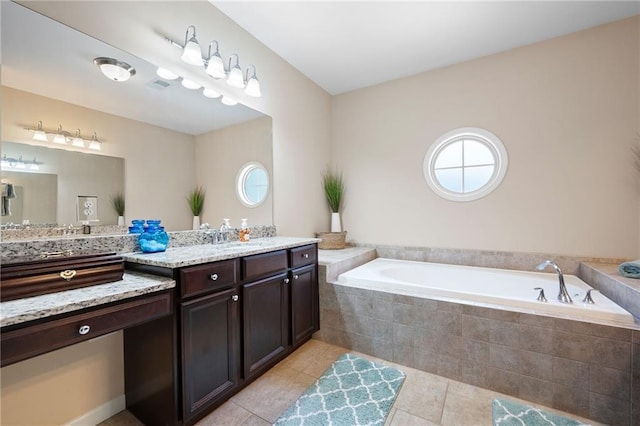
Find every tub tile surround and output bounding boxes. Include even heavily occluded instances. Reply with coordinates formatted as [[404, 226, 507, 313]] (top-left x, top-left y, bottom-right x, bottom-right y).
[[581, 262, 640, 320], [316, 246, 640, 425], [0, 225, 276, 260]]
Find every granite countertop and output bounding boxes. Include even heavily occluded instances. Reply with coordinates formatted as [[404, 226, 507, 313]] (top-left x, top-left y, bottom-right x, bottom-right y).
[[123, 236, 320, 269], [0, 271, 175, 327]]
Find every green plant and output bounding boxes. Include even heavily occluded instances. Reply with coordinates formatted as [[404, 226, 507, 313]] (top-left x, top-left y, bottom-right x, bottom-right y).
[[187, 186, 206, 216], [111, 193, 125, 216], [322, 168, 344, 213]]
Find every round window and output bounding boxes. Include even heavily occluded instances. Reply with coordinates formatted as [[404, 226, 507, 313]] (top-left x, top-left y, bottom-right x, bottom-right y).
[[423, 127, 508, 202], [236, 162, 269, 207]]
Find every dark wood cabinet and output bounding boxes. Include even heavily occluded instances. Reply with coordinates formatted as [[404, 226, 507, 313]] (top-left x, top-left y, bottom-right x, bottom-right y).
[[242, 272, 289, 379], [181, 288, 240, 422], [290, 264, 318, 347]]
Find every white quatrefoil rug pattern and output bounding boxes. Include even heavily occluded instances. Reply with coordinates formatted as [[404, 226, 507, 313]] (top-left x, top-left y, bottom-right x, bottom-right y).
[[274, 353, 405, 426], [492, 398, 588, 426]]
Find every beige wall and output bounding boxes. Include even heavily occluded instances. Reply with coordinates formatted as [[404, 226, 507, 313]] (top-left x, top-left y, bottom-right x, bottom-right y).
[[332, 17, 640, 259], [195, 116, 273, 227], [2, 87, 196, 231]]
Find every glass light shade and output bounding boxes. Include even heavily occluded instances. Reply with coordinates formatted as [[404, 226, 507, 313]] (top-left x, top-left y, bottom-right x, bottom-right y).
[[29, 163, 40, 171], [15, 161, 26, 170], [205, 55, 226, 79], [203, 88, 221, 98], [157, 67, 179, 80], [53, 133, 67, 144], [227, 66, 245, 88], [32, 130, 48, 142], [99, 63, 132, 81], [1, 160, 10, 169], [88, 140, 101, 151], [181, 39, 203, 66], [244, 76, 261, 97], [221, 95, 238, 106], [72, 137, 85, 147], [181, 78, 201, 90]]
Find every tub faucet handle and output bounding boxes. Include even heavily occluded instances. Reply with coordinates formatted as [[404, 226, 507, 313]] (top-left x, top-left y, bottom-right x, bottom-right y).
[[533, 287, 548, 302], [582, 289, 597, 304]]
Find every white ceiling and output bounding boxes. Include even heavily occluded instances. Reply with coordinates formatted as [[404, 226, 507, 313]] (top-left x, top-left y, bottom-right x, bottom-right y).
[[213, 1, 640, 95]]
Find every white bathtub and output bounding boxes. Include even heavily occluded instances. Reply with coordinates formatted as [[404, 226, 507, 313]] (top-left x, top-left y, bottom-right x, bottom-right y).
[[337, 258, 636, 327]]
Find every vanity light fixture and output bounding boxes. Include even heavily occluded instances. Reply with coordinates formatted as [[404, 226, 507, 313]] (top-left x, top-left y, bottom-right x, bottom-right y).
[[1, 155, 42, 171], [221, 95, 238, 106], [88, 133, 101, 151], [53, 125, 67, 144], [226, 54, 245, 88], [93, 57, 136, 82], [181, 78, 201, 90], [205, 41, 226, 79], [32, 121, 48, 142], [203, 87, 221, 98], [244, 65, 261, 98], [181, 25, 203, 66], [72, 129, 85, 148], [157, 67, 179, 80]]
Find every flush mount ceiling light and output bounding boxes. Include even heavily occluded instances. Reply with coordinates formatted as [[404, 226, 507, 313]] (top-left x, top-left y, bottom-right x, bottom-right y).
[[203, 88, 221, 99], [94, 57, 136, 82], [244, 65, 261, 98], [157, 67, 179, 80], [181, 78, 201, 90], [181, 25, 203, 66], [32, 121, 48, 142], [226, 54, 245, 88]]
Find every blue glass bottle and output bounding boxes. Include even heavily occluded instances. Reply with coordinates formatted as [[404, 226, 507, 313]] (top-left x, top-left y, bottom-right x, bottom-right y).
[[129, 219, 145, 234], [138, 219, 169, 253]]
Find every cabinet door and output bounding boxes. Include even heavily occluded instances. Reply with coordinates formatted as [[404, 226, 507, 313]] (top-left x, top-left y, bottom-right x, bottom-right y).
[[290, 265, 319, 347], [181, 288, 240, 422], [243, 273, 289, 379]]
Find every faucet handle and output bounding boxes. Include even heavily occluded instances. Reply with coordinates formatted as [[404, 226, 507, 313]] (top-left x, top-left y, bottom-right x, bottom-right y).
[[582, 289, 597, 304], [200, 223, 210, 230], [533, 287, 548, 302]]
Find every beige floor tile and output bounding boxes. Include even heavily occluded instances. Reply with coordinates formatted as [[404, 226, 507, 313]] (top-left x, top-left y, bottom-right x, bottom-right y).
[[392, 368, 448, 423], [390, 409, 441, 426], [302, 345, 347, 377], [241, 414, 271, 425], [279, 340, 333, 371], [97, 410, 143, 426], [195, 401, 252, 425], [384, 408, 397, 426], [440, 383, 493, 426]]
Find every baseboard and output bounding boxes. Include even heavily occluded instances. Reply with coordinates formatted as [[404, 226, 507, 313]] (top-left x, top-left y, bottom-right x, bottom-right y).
[[65, 394, 125, 426]]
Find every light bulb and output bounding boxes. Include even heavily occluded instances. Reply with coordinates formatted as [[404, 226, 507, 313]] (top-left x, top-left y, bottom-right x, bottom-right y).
[[203, 88, 221, 98], [181, 78, 201, 90]]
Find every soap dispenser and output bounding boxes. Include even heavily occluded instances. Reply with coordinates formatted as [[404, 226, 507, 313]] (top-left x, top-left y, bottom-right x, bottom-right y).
[[239, 218, 250, 242]]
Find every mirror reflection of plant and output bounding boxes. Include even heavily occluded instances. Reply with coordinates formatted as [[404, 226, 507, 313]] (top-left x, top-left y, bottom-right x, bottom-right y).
[[322, 168, 344, 213], [111, 193, 125, 216], [187, 186, 206, 216]]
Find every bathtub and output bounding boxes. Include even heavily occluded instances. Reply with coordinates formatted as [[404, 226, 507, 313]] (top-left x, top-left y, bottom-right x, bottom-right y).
[[337, 258, 636, 327]]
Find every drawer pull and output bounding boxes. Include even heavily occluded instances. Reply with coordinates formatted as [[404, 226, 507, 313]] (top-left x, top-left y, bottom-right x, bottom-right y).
[[78, 325, 91, 335], [232, 295, 239, 302], [302, 253, 309, 259], [283, 278, 290, 284], [294, 275, 299, 280], [210, 274, 219, 281], [59, 269, 77, 281]]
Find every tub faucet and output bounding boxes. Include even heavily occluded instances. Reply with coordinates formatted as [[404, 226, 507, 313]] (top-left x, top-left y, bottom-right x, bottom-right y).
[[536, 260, 573, 304]]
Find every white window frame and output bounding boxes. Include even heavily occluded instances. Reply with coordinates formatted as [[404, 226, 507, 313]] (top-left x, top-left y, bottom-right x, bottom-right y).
[[423, 127, 508, 202], [236, 161, 269, 208]]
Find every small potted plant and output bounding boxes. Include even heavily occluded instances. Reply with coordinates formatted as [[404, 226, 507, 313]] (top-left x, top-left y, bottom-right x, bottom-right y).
[[187, 186, 205, 230], [111, 193, 125, 226], [317, 168, 346, 249]]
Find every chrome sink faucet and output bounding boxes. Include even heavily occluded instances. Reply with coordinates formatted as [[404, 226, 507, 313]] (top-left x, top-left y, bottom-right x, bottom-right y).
[[536, 260, 573, 304]]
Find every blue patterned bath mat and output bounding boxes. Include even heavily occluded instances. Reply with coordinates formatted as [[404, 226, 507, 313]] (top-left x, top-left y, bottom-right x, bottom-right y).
[[274, 353, 405, 426], [493, 399, 589, 425]]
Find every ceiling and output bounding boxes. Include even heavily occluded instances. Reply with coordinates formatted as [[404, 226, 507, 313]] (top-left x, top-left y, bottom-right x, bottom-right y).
[[1, 1, 264, 136], [213, 1, 640, 95]]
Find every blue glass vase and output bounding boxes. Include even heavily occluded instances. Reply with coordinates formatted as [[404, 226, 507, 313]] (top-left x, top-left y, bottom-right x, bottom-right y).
[[129, 219, 145, 234], [138, 220, 169, 253]]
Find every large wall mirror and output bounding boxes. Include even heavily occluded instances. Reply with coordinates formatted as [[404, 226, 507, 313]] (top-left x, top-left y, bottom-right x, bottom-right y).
[[0, 1, 273, 230]]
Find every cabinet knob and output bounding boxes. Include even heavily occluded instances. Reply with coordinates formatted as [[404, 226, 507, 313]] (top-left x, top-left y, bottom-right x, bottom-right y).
[[232, 295, 239, 302], [78, 325, 91, 335], [302, 253, 309, 259], [294, 275, 299, 280], [210, 273, 219, 281], [283, 278, 290, 284]]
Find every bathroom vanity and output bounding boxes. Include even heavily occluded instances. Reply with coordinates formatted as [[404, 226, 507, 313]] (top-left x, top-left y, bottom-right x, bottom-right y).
[[122, 238, 319, 426]]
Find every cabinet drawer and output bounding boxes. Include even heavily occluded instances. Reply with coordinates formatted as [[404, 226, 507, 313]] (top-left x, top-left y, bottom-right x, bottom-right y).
[[289, 244, 317, 269], [242, 250, 288, 281], [180, 259, 238, 298], [1, 291, 173, 367]]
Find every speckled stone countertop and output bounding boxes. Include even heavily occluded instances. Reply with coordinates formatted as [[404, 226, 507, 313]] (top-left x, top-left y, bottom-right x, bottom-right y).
[[0, 272, 175, 327], [123, 237, 320, 269]]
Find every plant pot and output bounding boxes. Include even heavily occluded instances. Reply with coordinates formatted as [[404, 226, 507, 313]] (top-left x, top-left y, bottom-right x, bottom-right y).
[[117, 216, 125, 226], [192, 216, 200, 230], [330, 212, 342, 233]]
